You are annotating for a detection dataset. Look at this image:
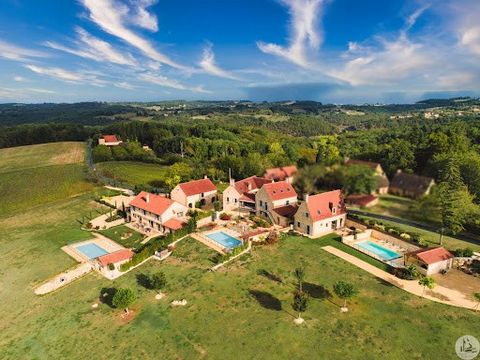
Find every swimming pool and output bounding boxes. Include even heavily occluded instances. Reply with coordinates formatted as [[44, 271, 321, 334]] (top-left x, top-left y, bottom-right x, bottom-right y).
[[356, 240, 401, 261], [76, 243, 109, 259], [206, 231, 242, 249]]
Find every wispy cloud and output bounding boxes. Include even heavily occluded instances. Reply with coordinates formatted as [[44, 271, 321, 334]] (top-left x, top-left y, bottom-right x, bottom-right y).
[[257, 0, 324, 67], [13, 76, 26, 82], [0, 87, 55, 100], [0, 40, 48, 62], [131, 0, 159, 32], [80, 0, 188, 70], [45, 27, 136, 66], [25, 64, 106, 86], [139, 73, 210, 93], [114, 81, 135, 90], [199, 44, 242, 80]]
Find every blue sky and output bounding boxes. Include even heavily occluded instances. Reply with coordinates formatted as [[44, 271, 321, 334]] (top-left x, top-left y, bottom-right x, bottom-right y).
[[0, 0, 479, 103]]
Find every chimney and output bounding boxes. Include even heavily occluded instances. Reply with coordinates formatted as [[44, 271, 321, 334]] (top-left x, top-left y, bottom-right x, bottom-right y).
[[146, 194, 150, 203], [304, 194, 309, 203], [247, 182, 252, 191], [229, 177, 235, 186], [285, 177, 291, 183]]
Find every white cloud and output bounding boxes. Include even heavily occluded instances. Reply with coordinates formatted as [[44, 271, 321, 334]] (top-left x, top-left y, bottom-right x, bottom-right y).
[[460, 26, 480, 55], [114, 81, 135, 90], [45, 27, 136, 66], [199, 44, 242, 80], [257, 0, 324, 67], [131, 0, 159, 32], [25, 64, 107, 86], [0, 87, 55, 100], [0, 40, 48, 62], [139, 73, 210, 93], [14, 76, 26, 82], [80, 0, 187, 70]]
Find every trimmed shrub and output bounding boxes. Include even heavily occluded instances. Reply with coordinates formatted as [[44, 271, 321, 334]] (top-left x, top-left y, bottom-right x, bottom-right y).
[[108, 263, 115, 271]]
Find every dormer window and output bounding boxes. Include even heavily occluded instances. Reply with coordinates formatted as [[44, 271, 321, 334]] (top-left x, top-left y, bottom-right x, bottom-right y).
[[332, 207, 336, 214], [317, 210, 321, 215], [305, 212, 309, 218]]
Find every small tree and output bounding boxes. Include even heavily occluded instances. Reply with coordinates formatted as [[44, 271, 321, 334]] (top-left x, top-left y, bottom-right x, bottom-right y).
[[150, 272, 167, 294], [112, 288, 136, 314], [405, 264, 419, 280], [292, 290, 309, 321], [293, 265, 306, 292], [418, 276, 436, 297], [473, 292, 480, 312], [333, 281, 357, 311]]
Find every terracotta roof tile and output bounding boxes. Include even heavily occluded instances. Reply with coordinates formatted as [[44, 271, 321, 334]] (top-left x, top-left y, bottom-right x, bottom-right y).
[[97, 249, 133, 267], [130, 191, 174, 216], [305, 190, 346, 221], [163, 218, 185, 230], [272, 204, 298, 217], [345, 194, 377, 206], [261, 180, 298, 201], [234, 176, 271, 194], [102, 135, 119, 143], [179, 178, 217, 196], [264, 165, 297, 181], [411, 247, 454, 265]]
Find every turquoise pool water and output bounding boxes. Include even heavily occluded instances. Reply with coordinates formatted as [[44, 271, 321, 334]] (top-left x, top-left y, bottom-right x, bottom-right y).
[[206, 231, 242, 249], [356, 240, 400, 261], [76, 243, 109, 259]]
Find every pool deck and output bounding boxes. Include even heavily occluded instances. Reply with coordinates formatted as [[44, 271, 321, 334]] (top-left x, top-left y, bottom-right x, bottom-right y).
[[192, 227, 243, 254], [322, 245, 478, 310], [61, 233, 124, 263]]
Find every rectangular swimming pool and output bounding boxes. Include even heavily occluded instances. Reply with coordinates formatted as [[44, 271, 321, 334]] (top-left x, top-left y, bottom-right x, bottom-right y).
[[206, 231, 242, 249], [76, 243, 109, 259], [356, 240, 401, 261]]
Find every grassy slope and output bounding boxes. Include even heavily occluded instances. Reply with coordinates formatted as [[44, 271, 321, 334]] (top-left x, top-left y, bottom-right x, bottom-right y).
[[1, 201, 478, 360], [95, 161, 170, 185], [0, 142, 85, 173], [0, 142, 93, 216]]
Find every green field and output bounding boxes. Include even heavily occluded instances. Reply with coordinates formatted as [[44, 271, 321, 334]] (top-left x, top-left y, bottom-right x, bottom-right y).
[[0, 143, 93, 216], [1, 194, 479, 359], [99, 225, 145, 249], [95, 161, 170, 185], [0, 142, 85, 173], [1, 143, 479, 359]]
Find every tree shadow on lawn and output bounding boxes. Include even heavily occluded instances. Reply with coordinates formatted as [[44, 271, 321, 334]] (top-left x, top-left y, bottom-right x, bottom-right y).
[[303, 282, 332, 300], [99, 287, 117, 308], [257, 269, 284, 284], [136, 273, 152, 290], [248, 290, 282, 311]]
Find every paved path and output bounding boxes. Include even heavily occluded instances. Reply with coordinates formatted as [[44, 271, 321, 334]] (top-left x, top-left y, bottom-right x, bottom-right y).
[[34, 263, 93, 295], [322, 245, 478, 311]]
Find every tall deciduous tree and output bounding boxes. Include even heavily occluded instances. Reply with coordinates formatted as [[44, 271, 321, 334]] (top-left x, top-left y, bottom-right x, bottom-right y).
[[112, 288, 136, 314]]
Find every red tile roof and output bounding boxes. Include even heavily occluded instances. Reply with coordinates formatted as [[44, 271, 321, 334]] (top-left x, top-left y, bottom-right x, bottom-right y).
[[305, 190, 346, 221], [264, 165, 298, 181], [234, 176, 271, 194], [130, 191, 174, 216], [178, 178, 217, 196], [239, 193, 256, 203], [272, 204, 298, 217], [411, 247, 454, 265], [261, 180, 297, 201], [163, 218, 185, 230], [97, 249, 133, 267], [345, 194, 378, 207], [102, 135, 119, 143]]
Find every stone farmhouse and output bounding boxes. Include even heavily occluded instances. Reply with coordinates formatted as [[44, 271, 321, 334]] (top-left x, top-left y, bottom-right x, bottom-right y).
[[222, 176, 272, 212], [255, 180, 298, 226], [98, 134, 122, 146], [171, 176, 217, 209]]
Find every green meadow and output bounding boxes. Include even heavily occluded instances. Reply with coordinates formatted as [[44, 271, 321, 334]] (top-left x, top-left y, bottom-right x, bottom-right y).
[[0, 142, 478, 359], [95, 161, 171, 185]]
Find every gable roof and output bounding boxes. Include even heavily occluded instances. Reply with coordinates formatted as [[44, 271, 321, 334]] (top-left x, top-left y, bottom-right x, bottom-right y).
[[97, 249, 133, 267], [163, 218, 185, 230], [130, 191, 175, 216], [391, 171, 434, 196], [261, 180, 297, 201], [272, 204, 298, 218], [345, 194, 377, 207], [264, 165, 298, 181], [304, 190, 346, 222], [102, 135, 119, 143], [410, 247, 454, 265], [345, 159, 381, 171], [234, 176, 271, 194], [178, 178, 217, 196]]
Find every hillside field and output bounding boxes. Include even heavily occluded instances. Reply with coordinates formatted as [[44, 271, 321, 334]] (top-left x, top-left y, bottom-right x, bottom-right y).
[[0, 142, 93, 216], [95, 161, 171, 186]]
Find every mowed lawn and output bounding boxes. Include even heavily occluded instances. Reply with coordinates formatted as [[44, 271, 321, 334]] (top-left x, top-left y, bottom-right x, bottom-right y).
[[0, 142, 85, 173], [0, 142, 93, 216], [95, 161, 170, 185], [1, 193, 478, 360]]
